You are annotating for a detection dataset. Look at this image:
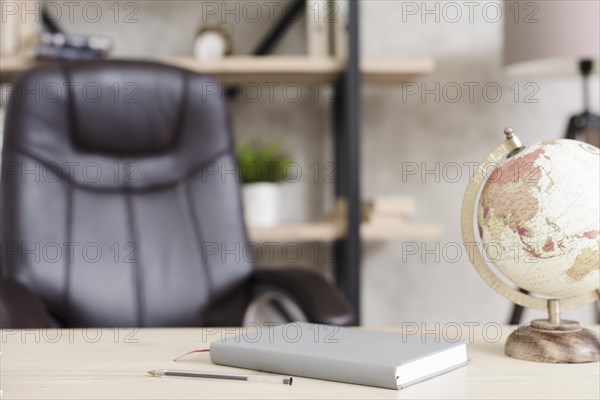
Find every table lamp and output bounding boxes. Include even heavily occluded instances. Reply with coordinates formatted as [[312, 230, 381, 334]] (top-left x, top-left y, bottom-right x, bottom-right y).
[[504, 0, 600, 147], [503, 0, 600, 324]]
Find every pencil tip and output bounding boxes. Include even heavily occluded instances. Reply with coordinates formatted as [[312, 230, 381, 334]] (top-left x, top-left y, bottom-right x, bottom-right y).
[[147, 370, 155, 376]]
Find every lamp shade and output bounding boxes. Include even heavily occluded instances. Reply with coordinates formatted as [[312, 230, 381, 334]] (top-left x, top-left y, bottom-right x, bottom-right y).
[[504, 0, 600, 75]]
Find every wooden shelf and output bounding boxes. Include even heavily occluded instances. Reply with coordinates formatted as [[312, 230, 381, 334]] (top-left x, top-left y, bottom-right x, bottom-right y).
[[166, 56, 436, 84], [248, 221, 343, 242], [1, 56, 435, 84], [362, 58, 436, 84], [361, 220, 444, 241], [247, 220, 443, 242], [163, 56, 342, 83]]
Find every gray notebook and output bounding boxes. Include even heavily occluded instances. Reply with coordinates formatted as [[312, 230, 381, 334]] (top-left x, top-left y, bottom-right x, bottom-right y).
[[210, 322, 469, 390]]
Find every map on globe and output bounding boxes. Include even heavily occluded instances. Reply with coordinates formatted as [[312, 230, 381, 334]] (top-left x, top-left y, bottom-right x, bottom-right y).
[[478, 139, 600, 298]]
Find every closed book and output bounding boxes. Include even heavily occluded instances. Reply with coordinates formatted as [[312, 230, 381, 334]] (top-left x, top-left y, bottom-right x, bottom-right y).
[[365, 195, 417, 216], [210, 322, 469, 390]]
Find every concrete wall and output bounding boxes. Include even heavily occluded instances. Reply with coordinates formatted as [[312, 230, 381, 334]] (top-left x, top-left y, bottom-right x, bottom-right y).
[[53, 0, 599, 325]]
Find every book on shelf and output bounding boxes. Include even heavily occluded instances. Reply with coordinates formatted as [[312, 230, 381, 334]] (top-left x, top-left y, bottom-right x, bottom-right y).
[[330, 196, 417, 223], [35, 45, 108, 61], [364, 195, 417, 219], [35, 33, 113, 61], [39, 32, 113, 52]]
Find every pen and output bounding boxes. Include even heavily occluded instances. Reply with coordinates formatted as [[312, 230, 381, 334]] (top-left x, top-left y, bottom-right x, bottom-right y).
[[147, 369, 293, 385]]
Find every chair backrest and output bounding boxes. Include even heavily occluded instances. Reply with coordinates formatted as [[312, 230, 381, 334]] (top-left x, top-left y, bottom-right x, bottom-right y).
[[1, 61, 252, 327]]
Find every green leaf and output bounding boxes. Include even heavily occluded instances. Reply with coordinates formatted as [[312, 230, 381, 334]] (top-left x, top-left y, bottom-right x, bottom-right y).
[[235, 138, 294, 184]]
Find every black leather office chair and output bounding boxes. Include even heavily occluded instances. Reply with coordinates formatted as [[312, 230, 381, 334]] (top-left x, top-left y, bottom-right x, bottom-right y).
[[0, 60, 355, 328]]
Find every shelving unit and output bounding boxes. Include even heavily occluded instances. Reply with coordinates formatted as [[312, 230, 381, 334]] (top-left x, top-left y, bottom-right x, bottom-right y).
[[0, 55, 435, 84]]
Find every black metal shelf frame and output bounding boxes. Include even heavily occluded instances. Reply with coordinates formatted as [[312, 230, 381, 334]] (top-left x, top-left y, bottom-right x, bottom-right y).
[[249, 0, 362, 322]]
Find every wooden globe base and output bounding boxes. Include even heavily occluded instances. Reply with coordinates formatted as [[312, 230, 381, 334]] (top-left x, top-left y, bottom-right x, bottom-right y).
[[505, 319, 600, 363]]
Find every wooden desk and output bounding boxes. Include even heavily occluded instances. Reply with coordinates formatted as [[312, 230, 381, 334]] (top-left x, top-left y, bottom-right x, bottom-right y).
[[1, 326, 598, 399]]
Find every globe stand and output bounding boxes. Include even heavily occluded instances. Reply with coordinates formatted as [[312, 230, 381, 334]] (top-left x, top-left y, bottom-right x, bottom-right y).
[[461, 128, 600, 364], [505, 300, 600, 363]]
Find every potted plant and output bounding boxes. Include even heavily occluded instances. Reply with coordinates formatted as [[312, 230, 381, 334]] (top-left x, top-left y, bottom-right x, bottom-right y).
[[236, 139, 293, 227]]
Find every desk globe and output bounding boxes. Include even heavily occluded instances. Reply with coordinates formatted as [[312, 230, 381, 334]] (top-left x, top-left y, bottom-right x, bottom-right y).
[[461, 128, 600, 363]]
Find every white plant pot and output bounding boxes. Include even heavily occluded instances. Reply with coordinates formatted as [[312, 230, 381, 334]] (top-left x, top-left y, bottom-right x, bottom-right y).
[[242, 183, 281, 227]]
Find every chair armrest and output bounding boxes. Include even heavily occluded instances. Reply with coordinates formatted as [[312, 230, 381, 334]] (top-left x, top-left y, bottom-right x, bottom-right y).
[[250, 269, 356, 326], [0, 279, 54, 328]]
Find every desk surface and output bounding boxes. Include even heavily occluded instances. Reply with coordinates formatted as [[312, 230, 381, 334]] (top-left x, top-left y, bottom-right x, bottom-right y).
[[1, 325, 598, 399]]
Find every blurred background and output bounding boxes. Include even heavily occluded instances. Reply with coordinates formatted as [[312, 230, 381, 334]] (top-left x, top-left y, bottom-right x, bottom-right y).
[[1, 0, 598, 327]]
